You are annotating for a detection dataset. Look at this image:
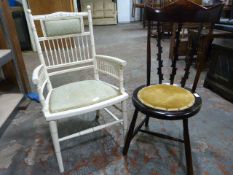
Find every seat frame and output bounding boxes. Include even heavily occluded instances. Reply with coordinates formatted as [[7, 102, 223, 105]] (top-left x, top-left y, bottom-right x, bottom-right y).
[[123, 1, 223, 175], [28, 6, 128, 173]]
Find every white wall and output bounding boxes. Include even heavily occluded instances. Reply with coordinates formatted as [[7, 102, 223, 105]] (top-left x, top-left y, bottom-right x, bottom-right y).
[[132, 0, 141, 21], [117, 0, 131, 23], [117, 0, 141, 23]]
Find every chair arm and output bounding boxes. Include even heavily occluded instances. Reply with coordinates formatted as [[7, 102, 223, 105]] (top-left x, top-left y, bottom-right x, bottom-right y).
[[95, 55, 127, 79], [32, 65, 43, 85], [96, 55, 127, 67], [95, 55, 127, 92], [32, 65, 52, 112]]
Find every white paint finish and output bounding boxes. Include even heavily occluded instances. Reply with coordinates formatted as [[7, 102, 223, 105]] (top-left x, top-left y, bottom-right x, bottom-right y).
[[117, 0, 131, 23], [28, 8, 129, 173], [0, 94, 23, 128]]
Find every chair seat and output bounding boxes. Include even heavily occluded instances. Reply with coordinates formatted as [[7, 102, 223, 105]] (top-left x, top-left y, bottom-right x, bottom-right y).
[[138, 84, 195, 111], [132, 85, 202, 120], [50, 80, 120, 113]]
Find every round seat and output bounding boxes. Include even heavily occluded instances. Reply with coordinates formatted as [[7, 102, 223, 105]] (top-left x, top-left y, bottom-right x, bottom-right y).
[[132, 84, 202, 120], [138, 84, 195, 111]]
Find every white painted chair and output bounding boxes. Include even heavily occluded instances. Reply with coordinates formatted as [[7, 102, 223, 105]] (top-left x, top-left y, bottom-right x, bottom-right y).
[[27, 6, 128, 173]]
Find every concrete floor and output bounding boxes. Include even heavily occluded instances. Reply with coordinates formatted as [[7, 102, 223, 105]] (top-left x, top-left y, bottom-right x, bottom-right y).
[[0, 23, 233, 175]]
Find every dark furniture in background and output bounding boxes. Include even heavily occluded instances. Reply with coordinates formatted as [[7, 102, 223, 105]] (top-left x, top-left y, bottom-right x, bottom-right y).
[[123, 1, 223, 175], [132, 0, 167, 28], [215, 18, 233, 32], [11, 6, 31, 50], [215, 0, 233, 32], [204, 1, 233, 102], [188, 29, 232, 69], [0, 0, 27, 136], [204, 38, 233, 102], [0, 0, 30, 93]]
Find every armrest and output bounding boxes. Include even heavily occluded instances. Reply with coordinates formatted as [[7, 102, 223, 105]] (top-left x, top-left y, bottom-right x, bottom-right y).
[[95, 55, 127, 67], [32, 64, 51, 91], [95, 55, 127, 92], [32, 65, 43, 85], [32, 64, 52, 111]]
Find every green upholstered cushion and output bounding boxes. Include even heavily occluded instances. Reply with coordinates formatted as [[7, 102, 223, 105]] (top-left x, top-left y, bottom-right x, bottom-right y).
[[138, 84, 195, 111], [50, 80, 120, 113], [44, 18, 82, 37]]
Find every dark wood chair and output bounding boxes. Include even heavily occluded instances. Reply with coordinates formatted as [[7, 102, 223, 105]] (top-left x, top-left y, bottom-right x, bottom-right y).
[[132, 0, 162, 27], [123, 0, 223, 174], [132, 0, 145, 18]]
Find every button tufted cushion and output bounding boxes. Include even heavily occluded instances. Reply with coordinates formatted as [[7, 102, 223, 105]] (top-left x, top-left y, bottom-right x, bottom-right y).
[[50, 80, 120, 113], [137, 84, 195, 111]]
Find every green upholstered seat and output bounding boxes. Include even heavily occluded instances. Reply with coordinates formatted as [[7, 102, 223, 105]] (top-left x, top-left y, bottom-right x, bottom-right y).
[[50, 80, 120, 113]]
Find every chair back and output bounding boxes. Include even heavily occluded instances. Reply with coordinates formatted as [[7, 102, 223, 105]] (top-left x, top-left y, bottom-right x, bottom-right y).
[[145, 0, 223, 92], [27, 6, 98, 78]]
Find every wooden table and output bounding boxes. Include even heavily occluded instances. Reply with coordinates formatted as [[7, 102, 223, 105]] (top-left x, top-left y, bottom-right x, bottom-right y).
[[188, 29, 233, 68], [204, 38, 233, 102], [0, 49, 23, 133]]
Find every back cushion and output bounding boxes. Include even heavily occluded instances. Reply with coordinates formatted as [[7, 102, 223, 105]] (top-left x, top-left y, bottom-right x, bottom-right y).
[[104, 0, 115, 18], [44, 18, 82, 37]]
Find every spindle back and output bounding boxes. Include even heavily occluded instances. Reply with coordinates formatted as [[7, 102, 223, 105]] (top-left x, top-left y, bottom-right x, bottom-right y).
[[27, 6, 98, 78], [145, 0, 223, 92]]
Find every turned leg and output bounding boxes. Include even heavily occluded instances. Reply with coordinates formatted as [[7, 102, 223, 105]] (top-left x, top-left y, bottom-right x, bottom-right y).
[[49, 121, 64, 173], [183, 119, 194, 175], [122, 100, 128, 138], [145, 115, 150, 127], [123, 109, 139, 155], [132, 5, 135, 18], [143, 10, 146, 28], [96, 110, 100, 120]]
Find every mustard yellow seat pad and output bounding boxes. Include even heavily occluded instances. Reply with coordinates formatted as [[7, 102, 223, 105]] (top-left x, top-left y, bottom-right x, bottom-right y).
[[137, 84, 195, 111]]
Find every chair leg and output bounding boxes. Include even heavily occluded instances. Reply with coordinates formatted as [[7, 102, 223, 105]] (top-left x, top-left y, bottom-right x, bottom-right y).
[[123, 109, 138, 155], [132, 5, 135, 18], [145, 115, 150, 127], [183, 119, 194, 175], [143, 10, 146, 28], [49, 121, 64, 173], [122, 100, 128, 137], [96, 110, 100, 120]]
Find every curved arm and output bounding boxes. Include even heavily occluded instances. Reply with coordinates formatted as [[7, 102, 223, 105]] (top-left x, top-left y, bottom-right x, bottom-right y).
[[32, 65, 52, 112], [95, 55, 127, 93], [96, 55, 127, 67], [32, 64, 43, 85]]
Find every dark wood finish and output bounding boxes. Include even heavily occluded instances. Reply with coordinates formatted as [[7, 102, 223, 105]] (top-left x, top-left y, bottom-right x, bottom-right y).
[[147, 20, 152, 85], [132, 0, 166, 28], [0, 12, 17, 86], [140, 128, 184, 142], [183, 118, 193, 175], [28, 0, 74, 14], [187, 28, 232, 69], [169, 22, 208, 60], [132, 85, 202, 120], [0, 0, 30, 93], [156, 21, 164, 84], [123, 1, 223, 174], [170, 23, 182, 85], [123, 109, 138, 155], [204, 38, 233, 102], [11, 6, 31, 50]]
